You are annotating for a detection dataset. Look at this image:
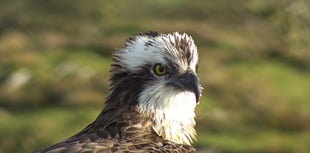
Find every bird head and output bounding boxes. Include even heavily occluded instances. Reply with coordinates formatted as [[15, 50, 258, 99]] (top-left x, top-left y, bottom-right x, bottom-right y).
[[109, 31, 202, 145]]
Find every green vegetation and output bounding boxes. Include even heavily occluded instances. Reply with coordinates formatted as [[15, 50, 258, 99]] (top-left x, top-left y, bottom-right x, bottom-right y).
[[0, 0, 309, 153]]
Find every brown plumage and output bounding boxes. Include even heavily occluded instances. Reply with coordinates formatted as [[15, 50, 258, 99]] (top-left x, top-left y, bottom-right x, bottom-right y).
[[35, 32, 201, 153]]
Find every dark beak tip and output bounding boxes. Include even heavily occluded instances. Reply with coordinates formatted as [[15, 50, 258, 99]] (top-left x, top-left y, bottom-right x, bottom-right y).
[[193, 82, 202, 103], [194, 90, 201, 103]]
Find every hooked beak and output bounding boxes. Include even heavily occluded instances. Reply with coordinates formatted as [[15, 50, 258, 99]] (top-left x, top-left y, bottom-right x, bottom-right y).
[[170, 71, 201, 103]]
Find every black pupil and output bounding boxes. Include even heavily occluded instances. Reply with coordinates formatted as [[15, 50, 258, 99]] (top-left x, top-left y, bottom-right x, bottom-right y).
[[158, 65, 165, 72]]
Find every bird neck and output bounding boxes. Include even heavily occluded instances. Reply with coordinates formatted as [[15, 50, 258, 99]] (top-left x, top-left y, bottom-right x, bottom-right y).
[[107, 111, 162, 141], [95, 78, 196, 145], [135, 106, 196, 146]]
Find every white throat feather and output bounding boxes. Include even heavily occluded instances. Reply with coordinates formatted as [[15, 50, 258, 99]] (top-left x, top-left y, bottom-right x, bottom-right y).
[[136, 83, 197, 145]]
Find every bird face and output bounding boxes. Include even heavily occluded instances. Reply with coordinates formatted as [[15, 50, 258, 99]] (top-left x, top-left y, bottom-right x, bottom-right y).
[[111, 32, 201, 145]]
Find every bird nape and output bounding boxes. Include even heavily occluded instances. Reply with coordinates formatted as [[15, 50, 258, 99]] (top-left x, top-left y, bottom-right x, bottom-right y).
[[35, 31, 202, 153]]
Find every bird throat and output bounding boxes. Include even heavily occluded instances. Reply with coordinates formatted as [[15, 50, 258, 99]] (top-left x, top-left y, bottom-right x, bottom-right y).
[[136, 91, 197, 145]]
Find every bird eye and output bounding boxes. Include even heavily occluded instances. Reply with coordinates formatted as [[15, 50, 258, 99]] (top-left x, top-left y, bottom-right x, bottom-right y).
[[153, 64, 167, 76]]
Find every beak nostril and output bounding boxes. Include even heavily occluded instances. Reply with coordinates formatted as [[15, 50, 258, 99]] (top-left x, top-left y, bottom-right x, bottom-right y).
[[179, 77, 186, 82]]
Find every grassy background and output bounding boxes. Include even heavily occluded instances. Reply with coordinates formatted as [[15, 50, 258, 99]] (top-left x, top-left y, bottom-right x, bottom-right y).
[[0, 0, 309, 152]]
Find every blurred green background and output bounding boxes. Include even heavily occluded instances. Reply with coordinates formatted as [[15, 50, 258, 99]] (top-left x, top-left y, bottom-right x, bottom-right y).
[[0, 0, 309, 153]]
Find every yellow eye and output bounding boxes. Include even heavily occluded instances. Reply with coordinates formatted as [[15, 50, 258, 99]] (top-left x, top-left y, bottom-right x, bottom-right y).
[[153, 64, 167, 76]]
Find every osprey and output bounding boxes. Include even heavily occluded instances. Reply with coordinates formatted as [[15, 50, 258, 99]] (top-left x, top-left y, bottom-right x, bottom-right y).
[[35, 32, 202, 153]]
